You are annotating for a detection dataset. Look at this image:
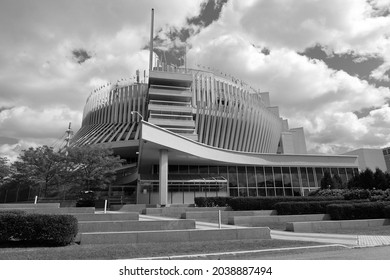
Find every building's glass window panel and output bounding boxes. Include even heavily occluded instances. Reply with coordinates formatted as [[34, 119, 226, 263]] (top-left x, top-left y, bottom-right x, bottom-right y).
[[209, 166, 218, 174], [300, 167, 309, 188], [258, 188, 266, 196], [273, 167, 283, 188], [228, 166, 238, 188], [282, 167, 292, 187], [189, 165, 199, 174], [303, 189, 310, 196], [346, 168, 354, 181], [239, 188, 248, 197], [264, 167, 274, 188], [315, 168, 323, 188], [266, 188, 276, 196], [247, 166, 256, 188], [153, 165, 159, 174], [338, 168, 347, 186], [307, 167, 316, 188], [323, 168, 330, 175], [284, 187, 293, 196], [248, 188, 257, 197], [179, 165, 189, 174], [331, 168, 339, 177], [290, 167, 300, 196], [218, 166, 228, 175], [229, 188, 238, 197], [255, 167, 265, 189], [169, 165, 179, 174], [275, 188, 284, 196], [199, 165, 209, 174], [237, 166, 247, 190]]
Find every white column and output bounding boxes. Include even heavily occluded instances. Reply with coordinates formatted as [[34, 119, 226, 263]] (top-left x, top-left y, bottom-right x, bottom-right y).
[[159, 149, 168, 206]]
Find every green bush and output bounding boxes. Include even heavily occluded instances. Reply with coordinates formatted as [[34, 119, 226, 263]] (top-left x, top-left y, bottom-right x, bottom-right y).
[[326, 202, 390, 220], [384, 205, 390, 218], [194, 197, 232, 207], [275, 200, 344, 215], [228, 196, 344, 211], [0, 213, 78, 246]]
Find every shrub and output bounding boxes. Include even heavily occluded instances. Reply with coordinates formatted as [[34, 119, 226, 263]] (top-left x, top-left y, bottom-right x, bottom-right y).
[[274, 200, 367, 215], [194, 197, 232, 207], [0, 213, 78, 246], [227, 196, 344, 211], [343, 189, 370, 200], [326, 202, 390, 220], [76, 190, 95, 207], [384, 205, 390, 218], [275, 200, 344, 215]]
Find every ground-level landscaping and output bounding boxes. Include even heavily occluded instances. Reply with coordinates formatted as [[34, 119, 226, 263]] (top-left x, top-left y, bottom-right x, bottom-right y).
[[0, 239, 323, 260]]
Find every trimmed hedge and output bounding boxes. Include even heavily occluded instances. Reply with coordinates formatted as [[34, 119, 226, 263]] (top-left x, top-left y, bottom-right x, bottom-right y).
[[194, 197, 232, 207], [274, 200, 368, 215], [0, 213, 78, 246], [227, 196, 344, 211], [326, 202, 390, 220]]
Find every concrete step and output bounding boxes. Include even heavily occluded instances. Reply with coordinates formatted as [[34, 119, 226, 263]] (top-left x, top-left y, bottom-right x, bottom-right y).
[[78, 219, 196, 233], [0, 207, 95, 214], [229, 214, 331, 228], [72, 212, 139, 222], [142, 207, 230, 218], [78, 227, 271, 245], [183, 210, 277, 224], [287, 218, 390, 233], [0, 203, 60, 209]]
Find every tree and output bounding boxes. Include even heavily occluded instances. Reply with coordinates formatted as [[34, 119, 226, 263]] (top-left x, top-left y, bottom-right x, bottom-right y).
[[12, 146, 66, 197], [0, 156, 11, 182], [320, 170, 333, 189], [360, 168, 375, 189], [332, 173, 343, 189], [65, 145, 124, 193], [373, 168, 388, 190]]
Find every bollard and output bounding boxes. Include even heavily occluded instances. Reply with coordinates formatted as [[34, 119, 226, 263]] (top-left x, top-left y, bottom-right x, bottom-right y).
[[34, 196, 38, 204], [104, 199, 108, 213], [218, 210, 222, 229]]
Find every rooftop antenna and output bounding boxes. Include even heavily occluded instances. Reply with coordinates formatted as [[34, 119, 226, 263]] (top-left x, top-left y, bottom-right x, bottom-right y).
[[149, 8, 154, 71]]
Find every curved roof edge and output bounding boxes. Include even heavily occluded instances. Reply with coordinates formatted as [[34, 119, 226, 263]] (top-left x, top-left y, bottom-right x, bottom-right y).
[[139, 121, 359, 168]]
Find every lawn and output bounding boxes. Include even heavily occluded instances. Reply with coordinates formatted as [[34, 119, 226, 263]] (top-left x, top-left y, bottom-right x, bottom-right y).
[[0, 239, 322, 260], [313, 225, 390, 235]]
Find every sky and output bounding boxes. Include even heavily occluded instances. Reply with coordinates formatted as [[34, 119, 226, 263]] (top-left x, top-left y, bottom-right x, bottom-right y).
[[1, 0, 390, 161]]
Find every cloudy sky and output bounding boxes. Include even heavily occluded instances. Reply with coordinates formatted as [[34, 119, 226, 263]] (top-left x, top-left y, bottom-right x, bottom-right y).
[[1, 0, 390, 161]]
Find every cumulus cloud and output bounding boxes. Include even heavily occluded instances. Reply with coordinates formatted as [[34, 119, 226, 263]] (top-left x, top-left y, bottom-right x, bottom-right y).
[[0, 0, 205, 159], [187, 0, 390, 154]]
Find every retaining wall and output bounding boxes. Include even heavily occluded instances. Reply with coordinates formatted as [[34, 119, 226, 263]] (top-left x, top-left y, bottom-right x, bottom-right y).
[[142, 207, 230, 218], [73, 212, 139, 221], [183, 210, 276, 224], [0, 203, 60, 209], [78, 227, 271, 245], [229, 214, 330, 228], [78, 219, 196, 233], [286, 219, 390, 233]]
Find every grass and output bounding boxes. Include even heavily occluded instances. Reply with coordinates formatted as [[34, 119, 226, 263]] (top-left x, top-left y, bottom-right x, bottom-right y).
[[0, 239, 323, 260], [312, 225, 390, 235]]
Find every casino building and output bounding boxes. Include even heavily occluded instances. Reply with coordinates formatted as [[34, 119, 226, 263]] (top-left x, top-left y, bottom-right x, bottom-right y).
[[71, 10, 359, 206]]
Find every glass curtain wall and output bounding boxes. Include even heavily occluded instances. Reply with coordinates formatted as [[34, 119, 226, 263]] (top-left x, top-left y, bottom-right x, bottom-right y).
[[150, 164, 357, 197]]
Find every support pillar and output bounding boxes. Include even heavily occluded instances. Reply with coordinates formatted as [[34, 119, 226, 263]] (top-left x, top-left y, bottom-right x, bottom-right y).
[[159, 149, 168, 206]]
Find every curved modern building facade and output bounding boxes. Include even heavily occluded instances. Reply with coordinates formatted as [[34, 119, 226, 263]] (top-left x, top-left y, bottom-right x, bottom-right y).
[[72, 66, 359, 205]]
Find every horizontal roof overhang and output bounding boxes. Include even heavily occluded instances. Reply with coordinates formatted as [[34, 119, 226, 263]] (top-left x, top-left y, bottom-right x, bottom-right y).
[[140, 174, 227, 183], [138, 121, 359, 169]]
